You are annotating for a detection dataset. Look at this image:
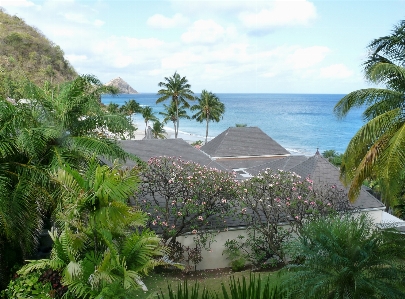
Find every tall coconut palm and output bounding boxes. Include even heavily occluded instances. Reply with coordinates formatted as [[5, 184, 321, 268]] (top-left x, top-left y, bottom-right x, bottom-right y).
[[282, 213, 405, 298], [159, 101, 190, 137], [334, 20, 405, 204], [141, 106, 158, 135], [156, 72, 194, 138], [191, 90, 225, 144]]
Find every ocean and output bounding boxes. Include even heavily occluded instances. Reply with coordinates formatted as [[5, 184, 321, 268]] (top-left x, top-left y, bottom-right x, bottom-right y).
[[101, 93, 365, 156]]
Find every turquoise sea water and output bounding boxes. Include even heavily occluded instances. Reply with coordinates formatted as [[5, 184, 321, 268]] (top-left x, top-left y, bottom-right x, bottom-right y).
[[101, 93, 365, 156]]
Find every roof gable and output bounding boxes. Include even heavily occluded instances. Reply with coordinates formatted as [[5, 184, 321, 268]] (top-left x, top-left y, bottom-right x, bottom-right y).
[[200, 127, 290, 158]]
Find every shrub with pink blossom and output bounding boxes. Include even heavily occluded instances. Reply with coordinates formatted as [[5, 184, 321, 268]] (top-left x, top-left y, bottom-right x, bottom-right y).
[[136, 156, 240, 260], [225, 168, 351, 269]]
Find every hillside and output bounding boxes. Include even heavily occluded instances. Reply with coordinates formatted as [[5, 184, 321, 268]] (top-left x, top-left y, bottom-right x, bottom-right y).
[[0, 8, 77, 90], [105, 77, 138, 94]]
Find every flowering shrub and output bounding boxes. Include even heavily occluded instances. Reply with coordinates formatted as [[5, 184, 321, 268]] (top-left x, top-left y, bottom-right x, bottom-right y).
[[137, 156, 240, 252], [225, 168, 351, 268]]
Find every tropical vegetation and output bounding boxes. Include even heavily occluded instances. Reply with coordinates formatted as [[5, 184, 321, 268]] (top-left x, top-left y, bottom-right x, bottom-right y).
[[224, 169, 350, 269], [191, 90, 225, 144], [0, 75, 138, 291], [13, 160, 168, 299], [334, 20, 405, 206], [0, 8, 76, 89], [151, 120, 167, 139], [282, 213, 405, 298], [141, 106, 158, 135], [157, 72, 194, 138], [159, 101, 190, 136]]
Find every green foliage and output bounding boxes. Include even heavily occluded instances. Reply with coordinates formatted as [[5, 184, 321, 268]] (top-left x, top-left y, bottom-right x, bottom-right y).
[[2, 270, 54, 299], [222, 240, 246, 271], [16, 160, 168, 299], [321, 149, 343, 167], [233, 168, 351, 268], [0, 9, 76, 93], [137, 156, 240, 256], [0, 75, 139, 290], [235, 123, 247, 127], [190, 140, 204, 147], [159, 101, 190, 136], [157, 72, 194, 138], [151, 120, 167, 139], [158, 280, 214, 299], [157, 274, 284, 299], [333, 20, 405, 205], [191, 90, 225, 144], [282, 213, 405, 298], [141, 106, 158, 134]]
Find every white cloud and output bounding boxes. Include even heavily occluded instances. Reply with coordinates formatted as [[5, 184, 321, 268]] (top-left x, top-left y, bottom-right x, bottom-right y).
[[147, 13, 188, 29], [182, 19, 234, 44], [239, 0, 316, 32], [320, 64, 353, 79], [63, 13, 104, 27], [286, 46, 330, 69], [0, 0, 35, 7]]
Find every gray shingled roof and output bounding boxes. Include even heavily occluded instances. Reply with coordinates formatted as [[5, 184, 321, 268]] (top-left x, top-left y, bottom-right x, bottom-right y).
[[241, 155, 309, 177], [119, 139, 230, 172], [287, 153, 384, 210], [200, 127, 290, 158]]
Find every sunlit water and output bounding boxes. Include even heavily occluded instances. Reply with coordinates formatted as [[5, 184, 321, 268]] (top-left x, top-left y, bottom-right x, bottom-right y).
[[101, 93, 364, 156]]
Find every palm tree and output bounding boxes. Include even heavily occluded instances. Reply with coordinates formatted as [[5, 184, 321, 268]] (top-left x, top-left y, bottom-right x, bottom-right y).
[[191, 90, 225, 144], [282, 213, 405, 298], [333, 20, 405, 204], [120, 99, 141, 138], [151, 120, 167, 139], [0, 75, 137, 288], [141, 106, 158, 135], [18, 159, 169, 298], [157, 72, 194, 138], [159, 101, 190, 137]]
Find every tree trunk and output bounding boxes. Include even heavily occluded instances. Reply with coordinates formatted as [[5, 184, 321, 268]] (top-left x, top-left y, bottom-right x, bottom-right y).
[[205, 115, 209, 144]]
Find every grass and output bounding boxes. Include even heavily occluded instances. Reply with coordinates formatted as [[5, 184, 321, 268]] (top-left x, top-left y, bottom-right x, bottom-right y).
[[133, 267, 283, 298]]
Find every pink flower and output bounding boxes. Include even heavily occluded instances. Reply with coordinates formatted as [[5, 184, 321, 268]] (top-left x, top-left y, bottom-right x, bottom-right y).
[[192, 229, 197, 234], [295, 216, 300, 220], [152, 220, 157, 225], [221, 199, 227, 203], [177, 212, 182, 216], [198, 216, 203, 221]]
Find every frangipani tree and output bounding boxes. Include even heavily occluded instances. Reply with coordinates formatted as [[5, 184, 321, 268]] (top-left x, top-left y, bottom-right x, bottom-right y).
[[226, 169, 351, 268], [136, 157, 240, 247]]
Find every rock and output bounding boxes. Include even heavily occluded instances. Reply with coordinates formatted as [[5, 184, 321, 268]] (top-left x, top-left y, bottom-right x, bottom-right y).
[[105, 77, 138, 94]]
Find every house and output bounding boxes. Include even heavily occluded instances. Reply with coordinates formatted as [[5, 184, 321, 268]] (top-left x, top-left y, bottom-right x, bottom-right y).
[[120, 127, 400, 269]]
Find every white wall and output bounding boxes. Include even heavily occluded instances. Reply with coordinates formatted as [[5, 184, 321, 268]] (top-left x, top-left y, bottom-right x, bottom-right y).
[[175, 209, 385, 270]]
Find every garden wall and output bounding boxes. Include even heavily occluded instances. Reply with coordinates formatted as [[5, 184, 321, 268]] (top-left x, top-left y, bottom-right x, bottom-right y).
[[177, 208, 384, 270]]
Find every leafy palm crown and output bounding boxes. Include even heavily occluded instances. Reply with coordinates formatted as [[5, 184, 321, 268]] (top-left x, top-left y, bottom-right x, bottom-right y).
[[334, 20, 405, 204]]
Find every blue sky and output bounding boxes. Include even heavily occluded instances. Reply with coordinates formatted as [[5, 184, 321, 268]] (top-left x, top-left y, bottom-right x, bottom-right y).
[[1, 0, 404, 93]]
